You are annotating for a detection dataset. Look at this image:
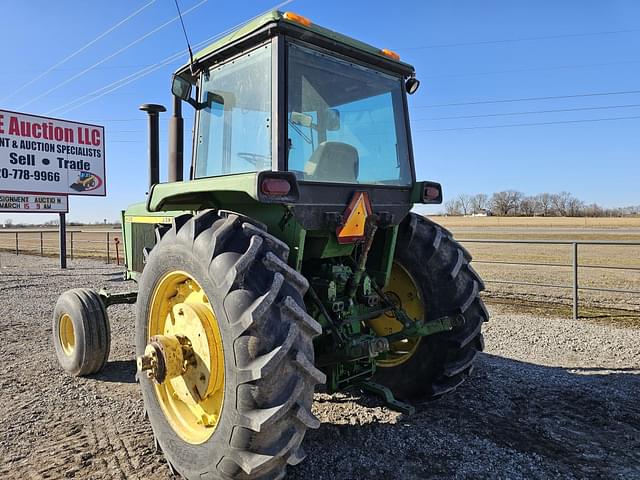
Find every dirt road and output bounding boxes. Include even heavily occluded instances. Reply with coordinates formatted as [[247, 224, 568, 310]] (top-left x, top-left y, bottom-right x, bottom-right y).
[[1, 256, 638, 479]]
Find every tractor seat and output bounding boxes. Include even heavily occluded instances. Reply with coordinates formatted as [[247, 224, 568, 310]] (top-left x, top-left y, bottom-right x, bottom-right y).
[[304, 141, 359, 182]]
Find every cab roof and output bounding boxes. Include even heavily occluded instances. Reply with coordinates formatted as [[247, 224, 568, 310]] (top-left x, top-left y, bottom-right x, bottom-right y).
[[177, 10, 414, 77]]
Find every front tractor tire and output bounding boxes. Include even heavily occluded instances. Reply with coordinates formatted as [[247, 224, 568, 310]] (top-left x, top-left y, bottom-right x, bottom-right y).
[[52, 288, 111, 376], [372, 213, 489, 400], [136, 210, 325, 480]]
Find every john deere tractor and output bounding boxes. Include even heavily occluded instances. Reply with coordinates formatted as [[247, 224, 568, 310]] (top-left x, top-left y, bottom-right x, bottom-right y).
[[52, 11, 488, 480]]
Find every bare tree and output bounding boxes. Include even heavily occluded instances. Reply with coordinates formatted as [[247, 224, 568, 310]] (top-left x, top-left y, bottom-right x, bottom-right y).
[[470, 193, 489, 214], [444, 199, 462, 216], [457, 194, 473, 216], [567, 196, 584, 217], [535, 193, 553, 216], [550, 191, 573, 216], [491, 190, 523, 216], [519, 196, 537, 216]]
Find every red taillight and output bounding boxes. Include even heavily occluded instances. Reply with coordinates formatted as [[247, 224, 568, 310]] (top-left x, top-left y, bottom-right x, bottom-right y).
[[424, 185, 441, 202], [261, 177, 291, 196]]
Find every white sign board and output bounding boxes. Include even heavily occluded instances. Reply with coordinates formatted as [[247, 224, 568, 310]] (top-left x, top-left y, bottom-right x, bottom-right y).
[[0, 191, 68, 213], [0, 109, 105, 196]]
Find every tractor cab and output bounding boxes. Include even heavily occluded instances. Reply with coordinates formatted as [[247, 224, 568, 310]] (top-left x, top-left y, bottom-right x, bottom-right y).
[[126, 10, 440, 280], [185, 25, 413, 186]]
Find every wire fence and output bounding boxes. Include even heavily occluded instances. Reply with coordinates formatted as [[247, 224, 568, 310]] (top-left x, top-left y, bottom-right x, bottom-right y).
[[0, 229, 123, 265], [459, 239, 640, 319], [1, 230, 638, 319]]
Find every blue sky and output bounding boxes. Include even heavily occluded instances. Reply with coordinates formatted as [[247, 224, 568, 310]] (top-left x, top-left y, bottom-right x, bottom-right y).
[[1, 0, 639, 223]]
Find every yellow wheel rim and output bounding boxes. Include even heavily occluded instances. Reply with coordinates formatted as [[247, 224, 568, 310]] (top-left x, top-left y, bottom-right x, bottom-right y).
[[367, 262, 424, 368], [149, 271, 225, 444], [59, 314, 76, 356]]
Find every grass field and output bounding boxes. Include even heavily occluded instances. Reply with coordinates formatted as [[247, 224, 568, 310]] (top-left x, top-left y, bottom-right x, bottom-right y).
[[1, 217, 638, 315], [0, 228, 120, 261], [432, 215, 640, 229], [429, 216, 640, 314]]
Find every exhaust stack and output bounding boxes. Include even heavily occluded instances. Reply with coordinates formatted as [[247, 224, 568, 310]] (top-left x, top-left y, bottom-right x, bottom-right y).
[[168, 96, 184, 182], [139, 103, 166, 190]]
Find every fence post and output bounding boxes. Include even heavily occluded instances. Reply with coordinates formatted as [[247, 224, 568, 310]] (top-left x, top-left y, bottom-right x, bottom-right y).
[[114, 237, 121, 266], [70, 231, 74, 260], [106, 232, 110, 264], [15, 232, 19, 255], [572, 242, 579, 320], [40, 232, 44, 256]]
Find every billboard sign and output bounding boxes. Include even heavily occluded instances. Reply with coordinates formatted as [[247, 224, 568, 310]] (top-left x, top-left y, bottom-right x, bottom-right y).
[[0, 191, 68, 213], [0, 109, 105, 196]]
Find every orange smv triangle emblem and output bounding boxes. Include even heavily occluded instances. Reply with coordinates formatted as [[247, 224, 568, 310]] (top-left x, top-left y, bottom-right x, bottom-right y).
[[336, 192, 372, 244]]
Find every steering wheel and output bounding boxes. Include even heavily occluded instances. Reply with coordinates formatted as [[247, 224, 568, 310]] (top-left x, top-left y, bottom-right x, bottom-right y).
[[237, 152, 271, 169]]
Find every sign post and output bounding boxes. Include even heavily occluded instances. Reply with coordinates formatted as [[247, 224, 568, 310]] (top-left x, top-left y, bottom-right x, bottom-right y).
[[59, 213, 67, 269], [0, 109, 106, 268]]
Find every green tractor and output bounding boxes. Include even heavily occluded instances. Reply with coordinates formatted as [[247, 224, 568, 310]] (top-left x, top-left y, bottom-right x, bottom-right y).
[[52, 11, 488, 480]]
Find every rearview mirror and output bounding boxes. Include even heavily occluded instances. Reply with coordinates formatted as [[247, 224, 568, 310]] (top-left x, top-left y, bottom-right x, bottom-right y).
[[171, 75, 192, 101], [290, 112, 313, 128]]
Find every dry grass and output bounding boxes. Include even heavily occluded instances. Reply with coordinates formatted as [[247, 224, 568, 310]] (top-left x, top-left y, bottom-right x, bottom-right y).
[[1, 220, 638, 314], [0, 229, 120, 259], [431, 215, 640, 229], [433, 217, 640, 313]]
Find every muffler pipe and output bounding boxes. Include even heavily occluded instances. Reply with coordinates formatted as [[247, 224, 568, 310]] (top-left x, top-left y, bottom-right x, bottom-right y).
[[168, 96, 184, 182], [139, 103, 166, 190]]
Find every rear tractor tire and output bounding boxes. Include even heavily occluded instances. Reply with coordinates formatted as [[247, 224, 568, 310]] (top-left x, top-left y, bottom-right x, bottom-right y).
[[52, 288, 111, 376], [370, 213, 489, 400], [136, 210, 325, 480]]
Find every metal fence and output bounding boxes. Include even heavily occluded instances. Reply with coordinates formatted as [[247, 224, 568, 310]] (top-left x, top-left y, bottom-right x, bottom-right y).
[[1, 230, 638, 319], [0, 230, 122, 265], [458, 239, 640, 319]]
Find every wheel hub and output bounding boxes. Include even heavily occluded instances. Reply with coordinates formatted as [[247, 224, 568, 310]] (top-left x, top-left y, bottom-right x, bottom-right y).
[[59, 313, 76, 356], [367, 262, 425, 368], [140, 271, 225, 444]]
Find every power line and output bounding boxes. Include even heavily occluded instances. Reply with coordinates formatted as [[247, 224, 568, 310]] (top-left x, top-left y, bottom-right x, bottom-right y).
[[416, 114, 640, 132], [414, 89, 640, 108], [422, 59, 640, 79], [400, 27, 640, 50], [47, 31, 221, 116], [19, 0, 209, 110], [414, 103, 640, 121], [47, 0, 295, 116], [0, 0, 157, 104]]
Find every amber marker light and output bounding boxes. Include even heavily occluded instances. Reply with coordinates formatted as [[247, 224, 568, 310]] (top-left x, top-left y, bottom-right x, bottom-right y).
[[283, 12, 312, 26], [381, 49, 401, 61]]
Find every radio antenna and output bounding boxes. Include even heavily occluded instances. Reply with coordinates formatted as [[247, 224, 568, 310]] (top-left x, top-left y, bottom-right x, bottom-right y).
[[173, 0, 196, 74]]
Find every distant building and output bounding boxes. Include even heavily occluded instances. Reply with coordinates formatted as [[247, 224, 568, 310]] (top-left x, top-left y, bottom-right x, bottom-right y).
[[471, 209, 492, 217]]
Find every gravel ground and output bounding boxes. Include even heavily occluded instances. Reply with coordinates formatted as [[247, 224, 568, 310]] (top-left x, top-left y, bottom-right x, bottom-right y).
[[0, 255, 639, 479]]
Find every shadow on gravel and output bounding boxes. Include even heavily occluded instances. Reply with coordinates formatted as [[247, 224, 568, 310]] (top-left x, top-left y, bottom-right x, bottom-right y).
[[291, 353, 640, 480], [93, 360, 137, 384]]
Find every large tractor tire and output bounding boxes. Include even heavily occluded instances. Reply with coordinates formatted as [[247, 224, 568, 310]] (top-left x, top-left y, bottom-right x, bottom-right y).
[[135, 210, 325, 480], [52, 288, 111, 376], [370, 213, 488, 400]]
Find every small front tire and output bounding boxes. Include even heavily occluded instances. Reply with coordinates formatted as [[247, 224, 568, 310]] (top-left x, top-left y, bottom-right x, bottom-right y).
[[52, 288, 111, 376]]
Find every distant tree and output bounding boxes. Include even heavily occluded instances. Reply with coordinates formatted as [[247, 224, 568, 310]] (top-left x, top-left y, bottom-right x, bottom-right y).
[[4, 218, 13, 227], [444, 199, 462, 216], [567, 196, 585, 217], [456, 193, 473, 215], [535, 193, 553, 216], [491, 190, 523, 216], [519, 196, 537, 216], [550, 191, 574, 216], [470, 193, 489, 214], [583, 203, 603, 217]]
